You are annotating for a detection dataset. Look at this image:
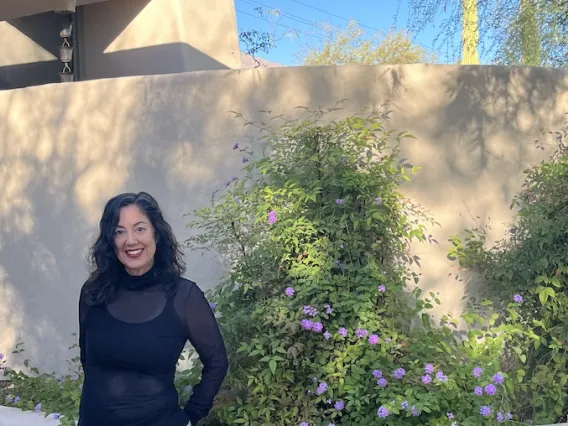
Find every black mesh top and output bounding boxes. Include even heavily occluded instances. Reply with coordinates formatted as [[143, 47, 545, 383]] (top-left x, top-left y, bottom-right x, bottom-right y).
[[78, 266, 228, 426]]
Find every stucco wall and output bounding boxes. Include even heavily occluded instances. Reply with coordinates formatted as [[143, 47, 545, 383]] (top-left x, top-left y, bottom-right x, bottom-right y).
[[0, 0, 240, 90], [81, 0, 241, 80], [0, 64, 567, 373], [0, 13, 66, 89]]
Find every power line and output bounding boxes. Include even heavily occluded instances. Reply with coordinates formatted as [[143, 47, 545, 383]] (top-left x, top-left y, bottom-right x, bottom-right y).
[[239, 0, 332, 32], [289, 0, 381, 33], [235, 8, 326, 40], [237, 0, 433, 51]]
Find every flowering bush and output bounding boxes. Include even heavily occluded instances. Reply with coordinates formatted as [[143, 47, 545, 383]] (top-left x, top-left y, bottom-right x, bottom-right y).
[[448, 119, 568, 425], [0, 341, 83, 426], [183, 105, 533, 425]]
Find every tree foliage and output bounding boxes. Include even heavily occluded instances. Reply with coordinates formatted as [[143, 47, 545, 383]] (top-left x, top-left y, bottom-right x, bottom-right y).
[[299, 21, 436, 66], [404, 0, 568, 66]]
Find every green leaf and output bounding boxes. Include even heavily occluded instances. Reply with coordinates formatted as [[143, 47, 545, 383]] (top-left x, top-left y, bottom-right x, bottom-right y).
[[268, 359, 277, 375]]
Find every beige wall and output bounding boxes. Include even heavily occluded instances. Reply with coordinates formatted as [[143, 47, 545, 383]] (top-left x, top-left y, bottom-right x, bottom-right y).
[[0, 0, 240, 89], [0, 12, 67, 89], [0, 0, 109, 21], [0, 64, 566, 373], [81, 0, 240, 80]]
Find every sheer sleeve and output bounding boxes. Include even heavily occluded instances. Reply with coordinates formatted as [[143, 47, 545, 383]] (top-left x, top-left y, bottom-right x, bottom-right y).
[[177, 280, 228, 425], [79, 283, 89, 367]]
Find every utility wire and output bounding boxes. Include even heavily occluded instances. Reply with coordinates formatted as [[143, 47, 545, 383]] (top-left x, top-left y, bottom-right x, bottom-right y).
[[237, 0, 433, 50], [239, 0, 333, 32], [236, 8, 326, 40], [289, 0, 381, 33]]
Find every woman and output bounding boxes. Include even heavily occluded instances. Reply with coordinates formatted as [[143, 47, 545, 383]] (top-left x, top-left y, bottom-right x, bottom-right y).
[[78, 192, 228, 426]]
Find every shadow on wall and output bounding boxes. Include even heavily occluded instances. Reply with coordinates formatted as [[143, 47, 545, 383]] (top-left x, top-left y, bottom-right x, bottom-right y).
[[117, 63, 568, 316], [82, 42, 230, 80], [0, 63, 566, 373], [0, 12, 66, 89]]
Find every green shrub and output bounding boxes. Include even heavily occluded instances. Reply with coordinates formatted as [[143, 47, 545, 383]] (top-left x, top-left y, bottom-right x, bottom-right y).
[[448, 120, 568, 424], [0, 340, 82, 426], [183, 105, 526, 426]]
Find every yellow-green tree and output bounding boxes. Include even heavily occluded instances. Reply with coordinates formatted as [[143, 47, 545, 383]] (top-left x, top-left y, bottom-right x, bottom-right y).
[[300, 21, 436, 66]]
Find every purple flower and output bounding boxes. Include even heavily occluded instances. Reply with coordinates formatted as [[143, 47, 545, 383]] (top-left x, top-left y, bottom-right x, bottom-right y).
[[0, 353, 3, 360], [312, 322, 323, 333], [369, 334, 379, 345], [324, 304, 333, 314], [424, 363, 434, 374], [497, 412, 505, 423], [473, 367, 483, 378], [6, 395, 13, 403], [303, 305, 318, 317], [356, 328, 368, 338], [284, 287, 295, 297], [209, 302, 217, 309], [14, 396, 20, 403], [421, 374, 432, 384], [338, 327, 347, 337], [336, 199, 344, 205], [401, 401, 409, 410], [299, 423, 309, 426], [447, 412, 455, 419], [411, 405, 420, 416], [35, 403, 42, 413], [384, 337, 391, 343], [372, 369, 383, 379], [267, 210, 278, 225], [232, 143, 239, 150], [474, 386, 483, 396], [377, 406, 389, 418], [492, 372, 504, 384], [484, 384, 497, 396], [375, 196, 383, 205], [506, 413, 513, 420], [334, 400, 345, 411], [324, 332, 332, 340], [480, 405, 491, 417], [301, 319, 314, 330], [377, 285, 386, 293], [377, 378, 388, 387], [435, 370, 448, 382], [393, 368, 406, 379], [316, 382, 328, 395], [513, 294, 523, 304], [242, 156, 249, 164]]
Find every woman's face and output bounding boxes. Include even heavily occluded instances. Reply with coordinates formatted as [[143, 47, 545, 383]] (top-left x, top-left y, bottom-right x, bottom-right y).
[[114, 205, 156, 276]]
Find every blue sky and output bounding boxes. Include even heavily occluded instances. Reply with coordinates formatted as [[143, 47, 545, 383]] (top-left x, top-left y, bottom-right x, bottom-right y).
[[234, 0, 463, 65]]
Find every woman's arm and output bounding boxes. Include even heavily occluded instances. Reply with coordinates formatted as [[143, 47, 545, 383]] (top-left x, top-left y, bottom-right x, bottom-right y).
[[181, 282, 228, 425]]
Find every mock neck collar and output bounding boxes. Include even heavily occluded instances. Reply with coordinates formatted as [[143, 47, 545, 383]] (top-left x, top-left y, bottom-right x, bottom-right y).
[[120, 265, 158, 291]]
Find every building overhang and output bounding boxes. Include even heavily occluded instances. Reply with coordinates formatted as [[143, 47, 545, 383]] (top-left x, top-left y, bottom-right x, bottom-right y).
[[0, 0, 112, 21]]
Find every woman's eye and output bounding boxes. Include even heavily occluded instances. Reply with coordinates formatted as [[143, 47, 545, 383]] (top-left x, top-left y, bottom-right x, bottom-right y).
[[136, 227, 146, 233], [114, 229, 124, 236]]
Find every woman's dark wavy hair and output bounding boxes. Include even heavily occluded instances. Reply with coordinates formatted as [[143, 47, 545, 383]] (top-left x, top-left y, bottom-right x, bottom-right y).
[[83, 192, 186, 305]]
